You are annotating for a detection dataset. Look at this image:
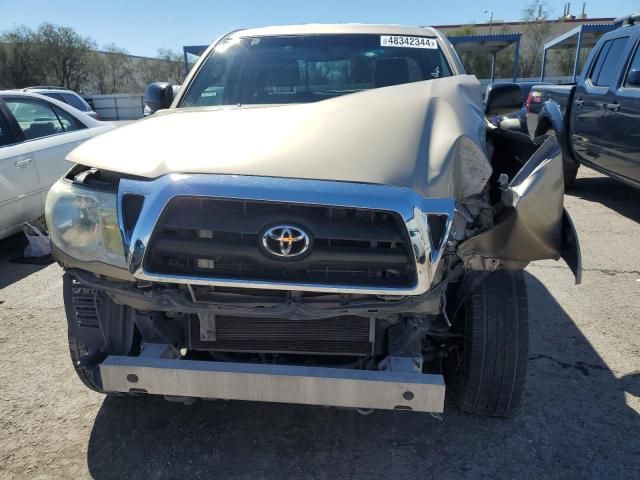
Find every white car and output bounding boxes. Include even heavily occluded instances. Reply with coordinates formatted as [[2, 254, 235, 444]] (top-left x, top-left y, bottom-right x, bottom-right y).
[[22, 86, 99, 119], [0, 91, 113, 240]]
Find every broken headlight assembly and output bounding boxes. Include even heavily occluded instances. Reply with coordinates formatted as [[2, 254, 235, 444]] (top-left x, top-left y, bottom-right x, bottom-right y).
[[45, 179, 126, 268]]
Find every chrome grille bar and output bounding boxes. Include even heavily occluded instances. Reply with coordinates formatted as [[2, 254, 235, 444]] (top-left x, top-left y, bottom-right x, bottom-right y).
[[118, 174, 455, 295]]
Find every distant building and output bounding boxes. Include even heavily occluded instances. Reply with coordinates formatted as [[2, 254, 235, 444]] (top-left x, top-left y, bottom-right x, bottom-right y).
[[435, 16, 616, 80], [434, 17, 615, 37]]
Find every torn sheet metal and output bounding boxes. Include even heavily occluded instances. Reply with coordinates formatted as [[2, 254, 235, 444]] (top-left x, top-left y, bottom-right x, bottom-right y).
[[457, 136, 580, 280]]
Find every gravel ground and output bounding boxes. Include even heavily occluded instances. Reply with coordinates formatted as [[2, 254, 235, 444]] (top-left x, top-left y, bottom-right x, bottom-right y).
[[0, 167, 638, 479]]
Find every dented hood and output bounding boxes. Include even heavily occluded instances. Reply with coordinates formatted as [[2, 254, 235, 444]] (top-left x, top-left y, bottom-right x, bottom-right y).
[[68, 75, 490, 200]]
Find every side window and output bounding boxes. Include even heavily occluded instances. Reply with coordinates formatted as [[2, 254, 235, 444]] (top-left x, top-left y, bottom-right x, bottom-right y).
[[624, 42, 640, 87], [61, 93, 89, 112], [52, 105, 85, 132], [41, 92, 66, 103], [590, 37, 629, 87], [589, 40, 612, 83], [4, 98, 64, 140]]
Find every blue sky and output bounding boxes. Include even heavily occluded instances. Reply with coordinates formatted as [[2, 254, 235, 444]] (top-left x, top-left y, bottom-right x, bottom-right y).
[[0, 0, 637, 57]]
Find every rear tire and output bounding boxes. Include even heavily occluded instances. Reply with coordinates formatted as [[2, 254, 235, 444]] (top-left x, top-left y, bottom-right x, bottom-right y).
[[443, 270, 529, 417]]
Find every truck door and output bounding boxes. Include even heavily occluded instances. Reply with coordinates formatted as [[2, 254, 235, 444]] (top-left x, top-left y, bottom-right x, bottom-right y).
[[605, 38, 640, 184], [0, 100, 42, 237], [570, 35, 630, 171]]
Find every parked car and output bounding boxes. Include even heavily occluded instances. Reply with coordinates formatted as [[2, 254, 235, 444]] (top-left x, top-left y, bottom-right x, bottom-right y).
[[526, 14, 640, 188], [46, 24, 580, 418], [22, 86, 99, 119], [0, 91, 113, 240]]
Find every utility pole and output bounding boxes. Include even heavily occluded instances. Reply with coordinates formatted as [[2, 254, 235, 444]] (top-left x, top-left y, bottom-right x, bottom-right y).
[[484, 10, 494, 34]]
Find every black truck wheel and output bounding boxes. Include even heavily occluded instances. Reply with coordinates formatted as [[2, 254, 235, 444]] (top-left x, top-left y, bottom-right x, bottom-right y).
[[68, 334, 105, 393], [443, 270, 529, 417], [562, 152, 579, 189], [63, 274, 138, 394], [538, 126, 578, 189]]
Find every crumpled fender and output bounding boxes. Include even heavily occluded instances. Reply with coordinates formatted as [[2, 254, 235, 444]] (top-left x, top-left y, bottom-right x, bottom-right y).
[[457, 136, 582, 283]]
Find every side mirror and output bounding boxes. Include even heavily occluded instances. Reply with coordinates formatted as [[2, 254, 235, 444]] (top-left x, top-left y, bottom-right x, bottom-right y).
[[627, 69, 640, 87], [484, 83, 523, 116], [144, 82, 174, 114]]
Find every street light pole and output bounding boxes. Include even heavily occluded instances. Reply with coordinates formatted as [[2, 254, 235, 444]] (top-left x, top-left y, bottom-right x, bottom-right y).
[[484, 10, 494, 34]]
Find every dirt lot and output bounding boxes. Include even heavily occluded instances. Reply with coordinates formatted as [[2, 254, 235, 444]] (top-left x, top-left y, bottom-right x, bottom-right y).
[[0, 167, 638, 479]]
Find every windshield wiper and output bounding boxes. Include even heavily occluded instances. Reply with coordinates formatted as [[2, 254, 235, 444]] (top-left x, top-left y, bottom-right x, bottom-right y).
[[313, 89, 366, 94]]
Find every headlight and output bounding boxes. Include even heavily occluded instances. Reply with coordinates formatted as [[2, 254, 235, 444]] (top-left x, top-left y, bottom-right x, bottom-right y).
[[45, 180, 126, 268]]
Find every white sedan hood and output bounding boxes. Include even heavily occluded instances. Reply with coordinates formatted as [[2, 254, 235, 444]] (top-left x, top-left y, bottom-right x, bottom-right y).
[[67, 75, 490, 199]]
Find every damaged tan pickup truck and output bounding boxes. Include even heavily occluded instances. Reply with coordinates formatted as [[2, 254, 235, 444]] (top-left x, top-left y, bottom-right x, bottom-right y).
[[45, 24, 581, 417]]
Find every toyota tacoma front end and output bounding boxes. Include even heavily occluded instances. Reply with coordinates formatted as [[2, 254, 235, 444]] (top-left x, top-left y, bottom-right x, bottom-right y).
[[46, 24, 580, 417]]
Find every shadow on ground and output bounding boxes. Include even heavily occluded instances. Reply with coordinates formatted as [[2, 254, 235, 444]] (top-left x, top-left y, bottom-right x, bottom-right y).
[[569, 175, 640, 223], [87, 273, 640, 479], [0, 233, 50, 290]]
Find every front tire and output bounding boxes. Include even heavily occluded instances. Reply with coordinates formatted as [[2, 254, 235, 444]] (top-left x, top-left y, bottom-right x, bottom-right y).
[[68, 334, 105, 393], [443, 271, 529, 417], [63, 274, 138, 395]]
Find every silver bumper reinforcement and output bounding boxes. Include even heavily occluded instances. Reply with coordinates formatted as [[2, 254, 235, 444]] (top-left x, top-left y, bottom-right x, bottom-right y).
[[100, 353, 445, 413]]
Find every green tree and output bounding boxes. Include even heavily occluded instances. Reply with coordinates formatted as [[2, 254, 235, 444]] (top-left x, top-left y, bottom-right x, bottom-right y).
[[447, 25, 478, 37], [88, 44, 133, 93], [519, 1, 554, 78], [1, 22, 184, 93], [0, 26, 46, 88], [37, 23, 95, 90], [447, 25, 491, 78], [156, 48, 186, 84], [135, 49, 185, 92]]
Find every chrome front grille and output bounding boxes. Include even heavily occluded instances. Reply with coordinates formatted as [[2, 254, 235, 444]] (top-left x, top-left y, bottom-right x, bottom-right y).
[[144, 197, 416, 288], [118, 174, 455, 295]]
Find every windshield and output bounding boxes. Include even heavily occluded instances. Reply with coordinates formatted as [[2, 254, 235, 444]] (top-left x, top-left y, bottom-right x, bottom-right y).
[[180, 34, 453, 107]]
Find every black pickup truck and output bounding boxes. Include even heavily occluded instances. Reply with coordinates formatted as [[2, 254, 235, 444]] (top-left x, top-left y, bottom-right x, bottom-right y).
[[526, 15, 640, 188]]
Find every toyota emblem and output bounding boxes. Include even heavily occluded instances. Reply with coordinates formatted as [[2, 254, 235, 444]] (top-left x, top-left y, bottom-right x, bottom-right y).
[[261, 225, 310, 258]]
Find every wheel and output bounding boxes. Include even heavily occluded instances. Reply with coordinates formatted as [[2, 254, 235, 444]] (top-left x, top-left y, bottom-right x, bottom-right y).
[[562, 150, 579, 190], [543, 127, 579, 189], [68, 335, 136, 396], [68, 334, 105, 393], [63, 273, 138, 395], [443, 270, 529, 417]]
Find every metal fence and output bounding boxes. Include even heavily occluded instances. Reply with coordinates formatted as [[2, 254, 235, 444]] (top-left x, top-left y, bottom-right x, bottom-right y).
[[83, 94, 144, 120]]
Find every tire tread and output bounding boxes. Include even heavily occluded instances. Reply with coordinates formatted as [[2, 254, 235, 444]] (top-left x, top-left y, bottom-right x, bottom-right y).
[[444, 271, 529, 417]]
